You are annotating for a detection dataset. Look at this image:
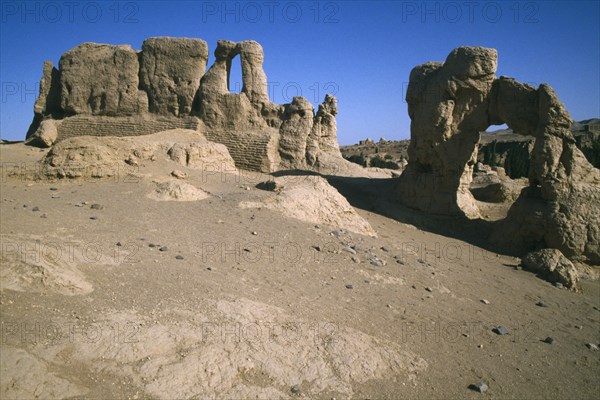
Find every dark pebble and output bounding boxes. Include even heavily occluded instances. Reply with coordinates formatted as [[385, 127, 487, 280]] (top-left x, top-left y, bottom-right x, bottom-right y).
[[116, 242, 122, 247], [554, 282, 564, 289], [543, 337, 555, 344], [417, 258, 425, 264], [49, 187, 58, 191], [159, 246, 168, 252], [536, 301, 547, 307], [291, 386, 301, 395], [90, 216, 97, 220], [32, 206, 40, 212], [90, 204, 104, 210], [175, 255, 184, 260], [493, 326, 510, 335], [469, 382, 488, 393], [345, 284, 353, 289], [381, 246, 390, 252], [312, 245, 321, 252]]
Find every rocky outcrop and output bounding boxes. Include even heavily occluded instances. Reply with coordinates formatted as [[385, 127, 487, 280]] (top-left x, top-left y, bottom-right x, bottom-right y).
[[521, 249, 579, 290], [25, 119, 59, 148], [398, 47, 498, 219], [140, 37, 208, 117], [59, 43, 147, 116], [27, 38, 348, 174], [278, 97, 314, 169], [400, 46, 600, 264], [26, 61, 62, 138]]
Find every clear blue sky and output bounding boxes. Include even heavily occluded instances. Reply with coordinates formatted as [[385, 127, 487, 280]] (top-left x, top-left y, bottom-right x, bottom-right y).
[[1, 0, 599, 144]]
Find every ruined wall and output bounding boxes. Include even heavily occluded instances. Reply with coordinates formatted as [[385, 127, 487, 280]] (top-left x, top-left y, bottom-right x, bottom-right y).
[[399, 46, 600, 263], [27, 37, 346, 174]]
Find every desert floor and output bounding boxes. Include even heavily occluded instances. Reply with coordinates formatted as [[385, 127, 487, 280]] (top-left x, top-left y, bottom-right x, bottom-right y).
[[1, 142, 599, 400]]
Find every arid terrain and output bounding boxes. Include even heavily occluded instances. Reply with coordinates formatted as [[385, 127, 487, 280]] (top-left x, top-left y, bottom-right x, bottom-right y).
[[1, 134, 599, 400], [1, 39, 599, 400]]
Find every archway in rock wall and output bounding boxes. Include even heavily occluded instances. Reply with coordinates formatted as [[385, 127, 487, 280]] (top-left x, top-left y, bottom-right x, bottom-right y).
[[227, 55, 243, 94]]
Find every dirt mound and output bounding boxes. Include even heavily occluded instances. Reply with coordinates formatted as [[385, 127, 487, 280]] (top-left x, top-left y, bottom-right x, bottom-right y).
[[37, 129, 236, 180], [148, 179, 209, 201], [240, 176, 377, 236], [0, 235, 93, 295], [0, 346, 88, 399], [23, 299, 425, 399]]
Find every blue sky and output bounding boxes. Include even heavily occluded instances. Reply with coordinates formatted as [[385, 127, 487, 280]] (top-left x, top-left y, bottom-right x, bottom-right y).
[[1, 0, 598, 144]]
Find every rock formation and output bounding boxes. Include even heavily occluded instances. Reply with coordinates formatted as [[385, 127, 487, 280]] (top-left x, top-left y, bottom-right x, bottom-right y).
[[399, 46, 600, 264], [140, 37, 208, 117], [26, 37, 347, 175]]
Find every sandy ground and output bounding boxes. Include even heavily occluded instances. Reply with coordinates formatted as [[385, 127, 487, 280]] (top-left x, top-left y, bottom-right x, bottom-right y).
[[1, 141, 599, 399]]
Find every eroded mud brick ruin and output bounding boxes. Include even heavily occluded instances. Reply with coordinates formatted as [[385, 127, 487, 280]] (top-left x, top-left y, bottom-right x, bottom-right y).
[[25, 40, 599, 266], [398, 46, 599, 264], [26, 37, 344, 173]]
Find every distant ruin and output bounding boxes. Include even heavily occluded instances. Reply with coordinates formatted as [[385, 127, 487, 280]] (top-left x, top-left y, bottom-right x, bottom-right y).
[[398, 46, 600, 263], [26, 37, 344, 173]]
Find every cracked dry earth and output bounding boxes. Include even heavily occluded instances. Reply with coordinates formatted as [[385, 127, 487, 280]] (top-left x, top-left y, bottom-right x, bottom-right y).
[[1, 143, 599, 399]]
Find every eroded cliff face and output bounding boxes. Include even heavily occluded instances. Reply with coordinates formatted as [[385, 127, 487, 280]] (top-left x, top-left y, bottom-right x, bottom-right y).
[[26, 37, 347, 174], [398, 46, 600, 264]]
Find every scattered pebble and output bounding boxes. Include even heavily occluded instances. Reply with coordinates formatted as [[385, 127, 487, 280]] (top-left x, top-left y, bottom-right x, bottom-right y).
[[312, 245, 321, 252], [290, 386, 301, 395], [175, 255, 184, 260], [207, 267, 212, 271], [159, 246, 168, 252], [396, 259, 405, 265], [425, 287, 433, 292], [343, 246, 357, 254], [90, 203, 103, 210], [31, 206, 40, 212], [171, 170, 186, 179], [417, 258, 426, 264], [493, 326, 510, 335], [116, 242, 122, 247], [345, 284, 353, 289], [554, 282, 563, 289], [380, 246, 390, 252], [251, 231, 258, 236], [49, 187, 58, 191], [574, 325, 583, 330], [536, 301, 547, 307], [351, 256, 360, 263], [89, 216, 97, 220], [469, 382, 489, 393], [370, 259, 383, 267], [481, 299, 490, 305], [586, 343, 599, 351], [543, 337, 555, 344], [40, 213, 47, 218]]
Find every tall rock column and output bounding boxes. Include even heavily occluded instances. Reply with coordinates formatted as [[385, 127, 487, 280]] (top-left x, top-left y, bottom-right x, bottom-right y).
[[398, 46, 498, 218], [140, 37, 208, 117], [59, 43, 147, 116]]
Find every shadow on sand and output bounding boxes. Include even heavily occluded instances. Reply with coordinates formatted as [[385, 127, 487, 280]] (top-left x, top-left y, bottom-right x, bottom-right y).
[[273, 169, 511, 257]]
